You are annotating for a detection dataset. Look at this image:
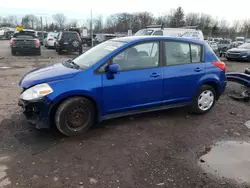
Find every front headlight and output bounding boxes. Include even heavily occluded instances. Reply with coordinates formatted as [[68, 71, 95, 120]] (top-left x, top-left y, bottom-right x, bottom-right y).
[[20, 83, 53, 101]]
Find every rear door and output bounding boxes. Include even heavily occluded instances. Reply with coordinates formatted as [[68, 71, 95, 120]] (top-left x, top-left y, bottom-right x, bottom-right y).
[[162, 40, 205, 104]]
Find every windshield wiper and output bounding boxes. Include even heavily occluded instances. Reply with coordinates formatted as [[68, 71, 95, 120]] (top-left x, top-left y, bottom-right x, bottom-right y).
[[64, 59, 80, 69]]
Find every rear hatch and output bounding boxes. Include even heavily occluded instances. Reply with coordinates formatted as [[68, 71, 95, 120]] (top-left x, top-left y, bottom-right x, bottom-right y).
[[12, 32, 38, 48], [60, 32, 81, 48]]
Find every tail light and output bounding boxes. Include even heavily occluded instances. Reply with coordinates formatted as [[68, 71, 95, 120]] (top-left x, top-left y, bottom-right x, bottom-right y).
[[48, 38, 53, 41], [34, 40, 40, 46], [212, 61, 226, 72], [10, 40, 15, 45]]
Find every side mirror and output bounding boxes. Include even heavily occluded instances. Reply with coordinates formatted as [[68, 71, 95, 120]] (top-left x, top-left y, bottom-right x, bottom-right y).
[[54, 37, 57, 39], [107, 64, 120, 74]]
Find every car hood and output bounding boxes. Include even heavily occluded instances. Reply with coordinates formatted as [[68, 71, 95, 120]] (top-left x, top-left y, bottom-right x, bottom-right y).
[[228, 48, 250, 53], [19, 62, 80, 88]]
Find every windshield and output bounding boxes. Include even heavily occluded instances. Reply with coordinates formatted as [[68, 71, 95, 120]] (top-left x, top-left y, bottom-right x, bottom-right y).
[[13, 32, 36, 38], [73, 40, 125, 68], [236, 38, 244, 42], [238, 43, 250, 49], [134, 29, 154, 36]]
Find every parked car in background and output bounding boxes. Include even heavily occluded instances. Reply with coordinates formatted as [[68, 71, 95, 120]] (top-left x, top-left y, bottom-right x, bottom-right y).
[[55, 31, 83, 55], [35, 31, 48, 45], [208, 38, 223, 44], [18, 36, 226, 136], [235, 37, 245, 47], [94, 34, 116, 45], [0, 27, 15, 39], [207, 41, 218, 52], [10, 30, 41, 55], [217, 39, 232, 57], [134, 25, 204, 40], [44, 32, 58, 49], [226, 42, 250, 61]]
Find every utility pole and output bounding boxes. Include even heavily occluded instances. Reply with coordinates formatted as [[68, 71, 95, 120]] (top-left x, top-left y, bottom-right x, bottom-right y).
[[90, 9, 93, 47], [40, 16, 44, 43]]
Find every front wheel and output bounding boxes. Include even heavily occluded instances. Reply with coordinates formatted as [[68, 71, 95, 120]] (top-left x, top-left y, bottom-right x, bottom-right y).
[[55, 97, 96, 136], [58, 49, 62, 55], [79, 48, 83, 54], [191, 85, 216, 114]]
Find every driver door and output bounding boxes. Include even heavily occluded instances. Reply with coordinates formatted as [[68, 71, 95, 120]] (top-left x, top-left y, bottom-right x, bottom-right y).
[[101, 41, 164, 115]]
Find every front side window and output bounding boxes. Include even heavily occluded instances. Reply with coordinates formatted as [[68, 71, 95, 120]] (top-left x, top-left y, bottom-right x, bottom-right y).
[[134, 29, 154, 36], [153, 30, 163, 36], [111, 42, 159, 71]]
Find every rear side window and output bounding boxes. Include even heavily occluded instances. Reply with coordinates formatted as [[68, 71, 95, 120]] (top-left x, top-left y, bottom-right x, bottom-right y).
[[165, 41, 191, 65], [165, 41, 202, 65], [153, 30, 163, 36]]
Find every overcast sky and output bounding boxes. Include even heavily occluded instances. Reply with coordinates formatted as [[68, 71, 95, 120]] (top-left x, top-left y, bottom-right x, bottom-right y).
[[1, 0, 250, 23]]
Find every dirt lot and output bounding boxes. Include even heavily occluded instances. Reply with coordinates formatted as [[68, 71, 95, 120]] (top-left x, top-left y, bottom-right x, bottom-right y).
[[0, 39, 250, 188]]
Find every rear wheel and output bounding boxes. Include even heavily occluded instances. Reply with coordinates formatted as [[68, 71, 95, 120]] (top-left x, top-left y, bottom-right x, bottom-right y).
[[58, 49, 62, 55], [191, 85, 216, 114], [55, 97, 96, 136], [37, 49, 41, 56], [11, 50, 16, 55]]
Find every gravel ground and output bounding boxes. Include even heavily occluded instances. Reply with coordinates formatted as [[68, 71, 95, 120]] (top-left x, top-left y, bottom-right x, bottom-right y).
[[0, 39, 250, 188]]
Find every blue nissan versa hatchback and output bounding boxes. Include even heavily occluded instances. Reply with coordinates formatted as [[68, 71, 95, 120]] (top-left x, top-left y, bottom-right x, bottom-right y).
[[18, 36, 227, 136]]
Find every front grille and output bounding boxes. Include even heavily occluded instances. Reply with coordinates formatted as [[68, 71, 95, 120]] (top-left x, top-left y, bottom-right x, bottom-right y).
[[228, 53, 240, 58]]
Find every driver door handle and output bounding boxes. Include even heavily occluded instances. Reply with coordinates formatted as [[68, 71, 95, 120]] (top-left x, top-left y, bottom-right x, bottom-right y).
[[150, 72, 161, 78]]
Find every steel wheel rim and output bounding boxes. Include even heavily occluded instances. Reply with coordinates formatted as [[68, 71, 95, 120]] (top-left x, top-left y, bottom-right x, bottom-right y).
[[66, 105, 91, 132], [198, 90, 214, 111]]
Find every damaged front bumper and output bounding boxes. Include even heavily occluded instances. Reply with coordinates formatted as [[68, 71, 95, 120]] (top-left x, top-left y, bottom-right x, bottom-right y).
[[18, 98, 52, 129]]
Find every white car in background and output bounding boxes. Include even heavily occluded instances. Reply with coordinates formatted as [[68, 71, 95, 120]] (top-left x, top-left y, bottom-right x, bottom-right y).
[[44, 32, 58, 49], [207, 41, 218, 52]]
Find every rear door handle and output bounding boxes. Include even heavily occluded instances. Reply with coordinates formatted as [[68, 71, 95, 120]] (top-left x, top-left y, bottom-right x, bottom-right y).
[[194, 67, 203, 72], [150, 73, 161, 78]]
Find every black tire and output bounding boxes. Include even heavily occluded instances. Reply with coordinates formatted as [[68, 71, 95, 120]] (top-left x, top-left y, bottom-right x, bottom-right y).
[[191, 85, 216, 114], [11, 50, 16, 55], [58, 49, 62, 55], [227, 58, 232, 61], [55, 97, 96, 136], [79, 47, 83, 54], [37, 50, 41, 56]]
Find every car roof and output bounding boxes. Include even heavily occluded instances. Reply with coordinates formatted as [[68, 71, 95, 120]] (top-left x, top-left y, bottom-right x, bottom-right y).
[[111, 36, 205, 45], [62, 31, 78, 34]]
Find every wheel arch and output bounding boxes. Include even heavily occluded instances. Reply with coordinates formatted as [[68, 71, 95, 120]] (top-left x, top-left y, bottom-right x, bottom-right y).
[[200, 80, 220, 100], [48, 93, 101, 125]]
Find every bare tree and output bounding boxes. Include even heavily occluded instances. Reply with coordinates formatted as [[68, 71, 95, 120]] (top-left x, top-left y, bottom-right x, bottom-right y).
[[185, 13, 199, 26], [219, 19, 229, 32], [169, 7, 185, 27], [53, 14, 67, 29], [94, 15, 103, 32], [68, 19, 78, 27]]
